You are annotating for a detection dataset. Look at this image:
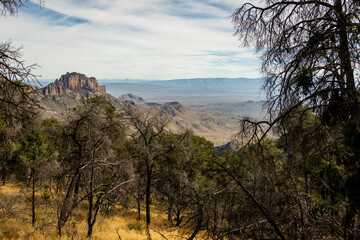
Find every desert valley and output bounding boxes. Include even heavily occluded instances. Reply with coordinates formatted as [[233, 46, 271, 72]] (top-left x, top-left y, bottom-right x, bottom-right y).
[[39, 72, 265, 146]]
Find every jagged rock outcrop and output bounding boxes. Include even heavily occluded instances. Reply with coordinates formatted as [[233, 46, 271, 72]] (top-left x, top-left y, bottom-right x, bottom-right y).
[[42, 72, 106, 95]]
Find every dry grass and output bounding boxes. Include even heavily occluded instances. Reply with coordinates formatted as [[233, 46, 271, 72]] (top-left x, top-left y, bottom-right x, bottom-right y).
[[0, 184, 194, 240]]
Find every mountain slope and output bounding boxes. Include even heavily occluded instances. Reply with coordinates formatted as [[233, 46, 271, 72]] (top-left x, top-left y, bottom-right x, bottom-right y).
[[38, 73, 243, 145]]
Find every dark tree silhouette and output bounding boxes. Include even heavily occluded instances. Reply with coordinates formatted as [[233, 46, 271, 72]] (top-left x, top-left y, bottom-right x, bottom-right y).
[[233, 1, 360, 238], [56, 97, 131, 237], [233, 0, 360, 141], [124, 108, 189, 228], [0, 0, 42, 185]]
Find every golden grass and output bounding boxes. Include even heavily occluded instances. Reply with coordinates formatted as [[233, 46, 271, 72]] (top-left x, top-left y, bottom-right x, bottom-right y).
[[0, 184, 195, 240]]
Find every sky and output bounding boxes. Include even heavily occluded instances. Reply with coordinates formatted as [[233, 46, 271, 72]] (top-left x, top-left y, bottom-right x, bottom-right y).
[[1, 0, 261, 80]]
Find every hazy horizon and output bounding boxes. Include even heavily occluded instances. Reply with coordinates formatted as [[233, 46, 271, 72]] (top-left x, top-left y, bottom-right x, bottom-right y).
[[37, 75, 262, 83], [35, 76, 265, 105]]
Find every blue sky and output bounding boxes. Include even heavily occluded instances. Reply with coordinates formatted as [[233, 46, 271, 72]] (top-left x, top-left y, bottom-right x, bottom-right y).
[[1, 0, 260, 80]]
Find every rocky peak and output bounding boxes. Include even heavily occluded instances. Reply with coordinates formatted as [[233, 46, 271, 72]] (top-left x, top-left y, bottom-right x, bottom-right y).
[[163, 102, 185, 112], [42, 72, 106, 96], [160, 102, 186, 116], [118, 93, 145, 103]]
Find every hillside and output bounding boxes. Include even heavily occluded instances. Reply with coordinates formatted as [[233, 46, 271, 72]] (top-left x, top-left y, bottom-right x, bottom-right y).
[[39, 73, 256, 145]]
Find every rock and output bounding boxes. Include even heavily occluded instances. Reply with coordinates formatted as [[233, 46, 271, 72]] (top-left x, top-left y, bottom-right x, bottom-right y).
[[42, 72, 106, 96], [159, 102, 186, 117], [118, 93, 145, 103], [163, 102, 185, 113]]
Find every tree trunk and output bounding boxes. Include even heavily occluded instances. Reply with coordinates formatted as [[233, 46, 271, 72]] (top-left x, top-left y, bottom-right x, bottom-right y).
[[145, 166, 153, 226], [137, 178, 141, 221], [58, 170, 80, 236], [87, 152, 95, 237], [31, 168, 36, 227], [335, 0, 357, 116], [1, 166, 7, 185], [343, 204, 355, 240], [175, 208, 182, 226], [213, 197, 217, 233], [188, 209, 203, 240], [87, 224, 93, 238], [167, 197, 173, 223]]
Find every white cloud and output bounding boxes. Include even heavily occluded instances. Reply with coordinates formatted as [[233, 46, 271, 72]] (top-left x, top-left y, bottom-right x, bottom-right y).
[[1, 0, 260, 80]]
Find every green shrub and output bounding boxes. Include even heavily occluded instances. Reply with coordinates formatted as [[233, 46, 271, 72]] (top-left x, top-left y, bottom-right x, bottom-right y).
[[127, 222, 144, 231]]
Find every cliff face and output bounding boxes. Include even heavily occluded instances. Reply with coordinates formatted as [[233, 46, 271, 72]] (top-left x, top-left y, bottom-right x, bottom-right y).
[[42, 72, 106, 95]]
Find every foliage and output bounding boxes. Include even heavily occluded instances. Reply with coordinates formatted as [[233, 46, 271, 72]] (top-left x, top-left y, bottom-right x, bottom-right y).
[[232, 1, 360, 238], [128, 221, 145, 231], [17, 127, 53, 170], [0, 0, 40, 186]]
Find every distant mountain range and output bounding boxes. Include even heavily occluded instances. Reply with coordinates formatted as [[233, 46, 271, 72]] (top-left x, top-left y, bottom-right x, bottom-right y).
[[99, 77, 264, 104], [136, 77, 261, 89]]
